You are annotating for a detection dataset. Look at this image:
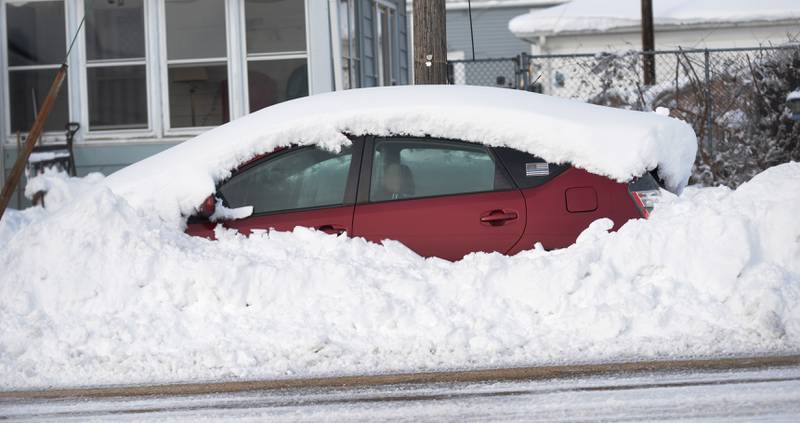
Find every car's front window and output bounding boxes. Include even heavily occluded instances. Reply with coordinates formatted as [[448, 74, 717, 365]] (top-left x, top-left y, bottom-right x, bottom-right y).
[[219, 146, 352, 214]]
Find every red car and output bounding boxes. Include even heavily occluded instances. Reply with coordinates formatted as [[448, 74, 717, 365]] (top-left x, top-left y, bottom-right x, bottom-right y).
[[186, 135, 661, 261]]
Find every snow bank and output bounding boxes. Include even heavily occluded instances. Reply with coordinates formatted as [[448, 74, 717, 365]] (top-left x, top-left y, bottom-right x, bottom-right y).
[[1, 163, 798, 390], [509, 0, 800, 37], [103, 86, 696, 225]]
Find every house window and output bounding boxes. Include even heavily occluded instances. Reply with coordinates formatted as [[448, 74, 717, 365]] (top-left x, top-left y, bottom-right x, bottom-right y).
[[375, 2, 395, 86], [3, 0, 314, 140], [6, 0, 69, 133], [339, 0, 360, 89], [244, 0, 308, 113], [165, 0, 229, 128], [85, 0, 147, 131]]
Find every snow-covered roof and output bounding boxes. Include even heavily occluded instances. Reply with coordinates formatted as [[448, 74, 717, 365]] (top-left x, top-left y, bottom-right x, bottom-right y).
[[445, 0, 565, 11], [104, 85, 696, 224], [788, 90, 800, 101], [509, 0, 800, 38]]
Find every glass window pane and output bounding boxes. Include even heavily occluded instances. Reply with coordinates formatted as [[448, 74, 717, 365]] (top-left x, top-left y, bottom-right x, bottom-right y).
[[377, 6, 393, 86], [85, 0, 145, 61], [9, 69, 69, 133], [165, 0, 226, 60], [245, 0, 306, 54], [247, 59, 308, 112], [338, 0, 350, 59], [6, 1, 65, 66], [87, 66, 147, 130], [168, 64, 228, 128], [219, 147, 352, 214], [370, 139, 510, 202]]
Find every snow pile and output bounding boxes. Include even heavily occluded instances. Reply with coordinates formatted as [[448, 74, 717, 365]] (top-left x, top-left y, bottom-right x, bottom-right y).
[[0, 170, 104, 246], [103, 85, 696, 225], [1, 163, 799, 390], [23, 168, 105, 210], [509, 0, 800, 37]]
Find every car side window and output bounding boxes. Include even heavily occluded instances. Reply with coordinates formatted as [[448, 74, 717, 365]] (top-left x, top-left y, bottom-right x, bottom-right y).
[[219, 146, 352, 214], [369, 138, 512, 202]]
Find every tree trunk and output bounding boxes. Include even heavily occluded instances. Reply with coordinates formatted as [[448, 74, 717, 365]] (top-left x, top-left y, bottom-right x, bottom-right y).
[[413, 0, 447, 84]]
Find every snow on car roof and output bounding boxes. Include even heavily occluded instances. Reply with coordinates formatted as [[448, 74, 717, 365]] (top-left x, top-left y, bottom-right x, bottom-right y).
[[105, 85, 696, 223]]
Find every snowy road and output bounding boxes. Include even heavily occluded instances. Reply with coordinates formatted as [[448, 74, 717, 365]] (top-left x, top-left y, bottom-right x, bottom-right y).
[[3, 364, 800, 422]]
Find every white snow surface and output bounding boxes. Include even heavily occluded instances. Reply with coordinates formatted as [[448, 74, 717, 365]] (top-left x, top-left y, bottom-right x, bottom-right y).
[[1, 163, 799, 390], [103, 86, 696, 225], [509, 0, 800, 37]]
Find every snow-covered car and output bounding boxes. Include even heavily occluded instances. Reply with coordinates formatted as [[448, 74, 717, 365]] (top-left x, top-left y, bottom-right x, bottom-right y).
[[105, 86, 697, 261]]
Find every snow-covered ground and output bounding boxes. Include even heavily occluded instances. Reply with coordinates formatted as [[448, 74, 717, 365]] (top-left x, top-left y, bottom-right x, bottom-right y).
[[1, 162, 798, 390]]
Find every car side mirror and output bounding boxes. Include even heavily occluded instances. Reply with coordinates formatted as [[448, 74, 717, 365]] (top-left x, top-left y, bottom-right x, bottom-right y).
[[197, 195, 216, 219], [195, 194, 253, 222]]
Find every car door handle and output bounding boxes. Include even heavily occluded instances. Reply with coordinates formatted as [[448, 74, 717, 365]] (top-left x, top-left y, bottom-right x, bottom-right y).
[[316, 224, 347, 235], [480, 210, 519, 226]]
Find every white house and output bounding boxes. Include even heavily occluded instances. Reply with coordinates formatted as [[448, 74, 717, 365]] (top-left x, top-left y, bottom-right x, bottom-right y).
[[509, 0, 800, 54], [445, 0, 564, 60]]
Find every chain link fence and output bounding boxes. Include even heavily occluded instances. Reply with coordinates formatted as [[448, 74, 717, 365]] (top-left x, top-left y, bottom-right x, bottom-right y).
[[448, 45, 800, 186]]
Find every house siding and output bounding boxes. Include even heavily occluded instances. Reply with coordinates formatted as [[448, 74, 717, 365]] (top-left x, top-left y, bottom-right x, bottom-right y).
[[446, 6, 532, 58], [358, 0, 408, 87]]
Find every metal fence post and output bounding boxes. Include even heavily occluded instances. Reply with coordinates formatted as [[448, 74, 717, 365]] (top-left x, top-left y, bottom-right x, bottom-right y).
[[704, 49, 713, 155], [520, 53, 530, 90]]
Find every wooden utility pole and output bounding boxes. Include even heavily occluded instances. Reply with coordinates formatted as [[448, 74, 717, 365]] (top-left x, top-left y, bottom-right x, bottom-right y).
[[0, 64, 68, 220], [413, 0, 447, 84], [641, 0, 656, 85]]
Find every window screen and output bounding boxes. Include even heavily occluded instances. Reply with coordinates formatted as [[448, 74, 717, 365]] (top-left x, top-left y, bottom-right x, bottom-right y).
[[369, 138, 511, 202], [219, 147, 352, 214]]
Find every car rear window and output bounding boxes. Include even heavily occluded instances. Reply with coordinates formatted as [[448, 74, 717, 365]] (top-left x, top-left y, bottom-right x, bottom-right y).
[[492, 147, 570, 189]]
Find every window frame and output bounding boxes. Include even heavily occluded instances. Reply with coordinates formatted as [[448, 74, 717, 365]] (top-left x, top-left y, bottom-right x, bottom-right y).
[[240, 0, 310, 115], [373, 0, 396, 86], [158, 0, 232, 135], [80, 0, 152, 136], [357, 135, 517, 205], [2, 0, 71, 142], [215, 137, 364, 218], [336, 0, 360, 90]]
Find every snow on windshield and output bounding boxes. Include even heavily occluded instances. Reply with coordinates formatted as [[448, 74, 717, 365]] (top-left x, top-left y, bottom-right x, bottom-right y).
[[103, 86, 696, 226], [1, 163, 798, 390]]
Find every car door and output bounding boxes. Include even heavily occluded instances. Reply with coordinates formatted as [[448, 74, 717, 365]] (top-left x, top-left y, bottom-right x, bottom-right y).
[[186, 142, 361, 238], [352, 137, 526, 261]]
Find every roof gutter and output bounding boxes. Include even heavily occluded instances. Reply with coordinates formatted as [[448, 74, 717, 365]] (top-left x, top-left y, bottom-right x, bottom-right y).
[[513, 17, 800, 43]]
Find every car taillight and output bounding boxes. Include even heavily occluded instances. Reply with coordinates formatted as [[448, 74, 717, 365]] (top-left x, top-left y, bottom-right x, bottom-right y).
[[628, 174, 661, 219]]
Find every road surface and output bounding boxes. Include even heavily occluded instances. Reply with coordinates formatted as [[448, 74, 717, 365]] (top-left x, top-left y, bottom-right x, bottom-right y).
[[2, 357, 799, 421]]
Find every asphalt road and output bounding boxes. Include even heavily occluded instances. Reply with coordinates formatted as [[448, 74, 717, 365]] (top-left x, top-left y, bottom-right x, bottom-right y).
[[2, 356, 800, 422]]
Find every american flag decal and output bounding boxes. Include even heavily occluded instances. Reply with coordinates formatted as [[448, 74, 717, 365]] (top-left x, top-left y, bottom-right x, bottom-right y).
[[525, 162, 549, 176]]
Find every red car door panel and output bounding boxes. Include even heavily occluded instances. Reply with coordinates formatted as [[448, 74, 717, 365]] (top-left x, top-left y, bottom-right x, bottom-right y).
[[186, 206, 354, 239], [353, 190, 526, 261], [507, 168, 642, 254], [225, 206, 354, 235]]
